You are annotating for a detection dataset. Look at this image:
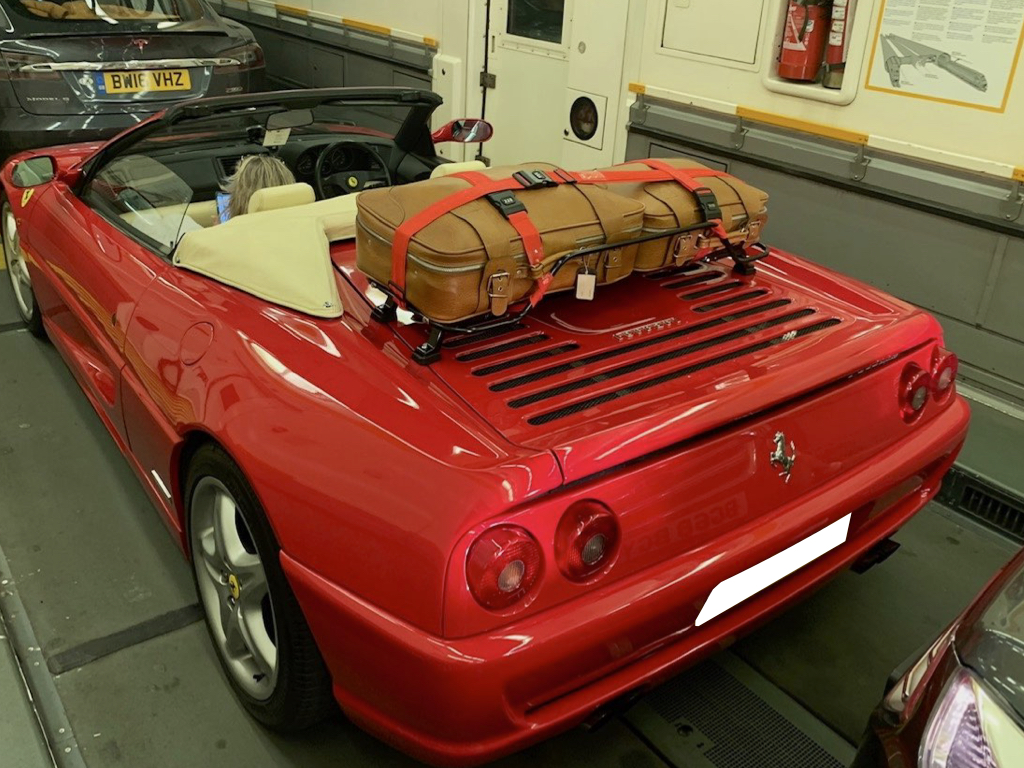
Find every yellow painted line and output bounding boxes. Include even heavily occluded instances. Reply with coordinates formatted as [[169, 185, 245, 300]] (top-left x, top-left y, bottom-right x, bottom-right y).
[[628, 82, 646, 95], [736, 106, 869, 146], [1014, 167, 1024, 182], [274, 3, 309, 16], [423, 36, 439, 48], [342, 18, 391, 36]]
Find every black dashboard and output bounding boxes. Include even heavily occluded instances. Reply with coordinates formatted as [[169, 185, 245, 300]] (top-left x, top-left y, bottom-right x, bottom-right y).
[[147, 133, 439, 203]]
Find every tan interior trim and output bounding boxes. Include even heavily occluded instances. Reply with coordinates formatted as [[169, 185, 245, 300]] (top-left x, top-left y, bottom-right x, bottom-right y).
[[174, 195, 361, 319]]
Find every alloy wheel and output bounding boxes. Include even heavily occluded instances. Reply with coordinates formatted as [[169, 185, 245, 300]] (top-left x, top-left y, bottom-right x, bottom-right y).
[[2, 202, 34, 322], [190, 477, 280, 700]]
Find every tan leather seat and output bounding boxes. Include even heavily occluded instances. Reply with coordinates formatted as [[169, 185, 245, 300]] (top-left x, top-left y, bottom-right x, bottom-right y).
[[429, 160, 486, 179], [246, 183, 316, 215], [175, 194, 363, 319]]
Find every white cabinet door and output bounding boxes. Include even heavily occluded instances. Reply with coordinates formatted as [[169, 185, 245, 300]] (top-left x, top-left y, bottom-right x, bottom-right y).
[[661, 0, 768, 64]]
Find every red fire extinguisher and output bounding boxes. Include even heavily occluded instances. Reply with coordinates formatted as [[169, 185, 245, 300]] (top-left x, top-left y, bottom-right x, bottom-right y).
[[778, 0, 832, 82], [824, 0, 856, 89]]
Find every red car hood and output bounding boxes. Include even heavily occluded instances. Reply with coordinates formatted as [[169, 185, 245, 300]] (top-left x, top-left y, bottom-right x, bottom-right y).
[[380, 250, 940, 482]]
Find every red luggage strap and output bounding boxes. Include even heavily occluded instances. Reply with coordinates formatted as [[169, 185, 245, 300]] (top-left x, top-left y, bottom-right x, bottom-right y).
[[389, 170, 557, 306], [634, 159, 732, 244]]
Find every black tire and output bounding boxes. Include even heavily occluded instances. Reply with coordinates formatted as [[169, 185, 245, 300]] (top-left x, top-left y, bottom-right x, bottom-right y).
[[1, 194, 45, 338], [185, 443, 334, 731]]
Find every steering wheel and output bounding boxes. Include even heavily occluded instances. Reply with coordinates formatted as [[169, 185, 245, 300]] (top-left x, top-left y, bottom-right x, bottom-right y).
[[314, 141, 393, 199]]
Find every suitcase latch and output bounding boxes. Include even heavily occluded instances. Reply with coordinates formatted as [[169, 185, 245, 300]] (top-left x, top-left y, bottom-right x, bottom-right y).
[[487, 191, 527, 218]]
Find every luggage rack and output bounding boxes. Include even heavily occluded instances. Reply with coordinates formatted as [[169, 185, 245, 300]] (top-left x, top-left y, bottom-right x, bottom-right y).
[[371, 227, 771, 365]]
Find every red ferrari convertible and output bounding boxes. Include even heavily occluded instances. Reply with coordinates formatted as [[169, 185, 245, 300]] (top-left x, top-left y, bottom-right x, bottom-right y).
[[1, 88, 970, 766]]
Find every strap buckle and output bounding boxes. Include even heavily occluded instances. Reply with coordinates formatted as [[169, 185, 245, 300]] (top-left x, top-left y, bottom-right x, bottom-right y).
[[486, 190, 527, 218], [693, 187, 723, 223], [513, 169, 558, 189]]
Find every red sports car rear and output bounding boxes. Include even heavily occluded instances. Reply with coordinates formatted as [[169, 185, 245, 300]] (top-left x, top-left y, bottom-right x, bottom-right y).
[[0, 90, 971, 766], [287, 244, 970, 765]]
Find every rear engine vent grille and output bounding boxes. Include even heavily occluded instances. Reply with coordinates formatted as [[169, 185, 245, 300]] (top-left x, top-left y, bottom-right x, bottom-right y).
[[524, 319, 841, 425], [644, 263, 703, 280], [695, 290, 772, 313], [445, 322, 526, 348], [490, 300, 792, 393], [456, 334, 548, 362], [681, 281, 745, 300], [473, 343, 580, 376], [662, 272, 720, 290]]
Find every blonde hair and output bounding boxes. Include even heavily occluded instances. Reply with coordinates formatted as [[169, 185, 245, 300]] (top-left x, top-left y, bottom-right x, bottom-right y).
[[224, 155, 296, 220]]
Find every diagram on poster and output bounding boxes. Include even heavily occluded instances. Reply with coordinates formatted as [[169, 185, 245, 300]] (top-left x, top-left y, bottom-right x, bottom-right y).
[[866, 0, 1024, 111]]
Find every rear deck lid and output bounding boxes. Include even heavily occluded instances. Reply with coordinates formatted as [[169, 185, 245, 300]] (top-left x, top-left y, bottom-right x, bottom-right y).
[[389, 251, 939, 481]]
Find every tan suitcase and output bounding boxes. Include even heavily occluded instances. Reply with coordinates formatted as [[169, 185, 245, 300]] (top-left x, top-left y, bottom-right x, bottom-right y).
[[585, 158, 769, 271], [356, 163, 645, 324]]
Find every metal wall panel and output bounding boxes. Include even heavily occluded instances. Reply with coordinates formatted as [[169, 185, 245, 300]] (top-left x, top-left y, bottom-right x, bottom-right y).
[[985, 237, 1024, 345], [721, 163, 1000, 323], [215, 6, 433, 90], [628, 131, 1024, 404], [310, 46, 346, 88]]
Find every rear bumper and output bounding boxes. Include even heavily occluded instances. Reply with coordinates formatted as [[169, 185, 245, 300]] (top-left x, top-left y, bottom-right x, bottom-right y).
[[283, 395, 969, 767]]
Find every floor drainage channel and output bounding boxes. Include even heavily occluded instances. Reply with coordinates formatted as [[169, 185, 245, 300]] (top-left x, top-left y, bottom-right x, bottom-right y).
[[0, 538, 87, 768], [624, 652, 854, 768]]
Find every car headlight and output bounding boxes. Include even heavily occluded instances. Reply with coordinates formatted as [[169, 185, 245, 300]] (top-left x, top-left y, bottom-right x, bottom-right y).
[[920, 669, 1024, 768]]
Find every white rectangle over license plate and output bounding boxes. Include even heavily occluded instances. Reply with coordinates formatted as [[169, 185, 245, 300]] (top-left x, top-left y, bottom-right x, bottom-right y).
[[695, 513, 852, 627]]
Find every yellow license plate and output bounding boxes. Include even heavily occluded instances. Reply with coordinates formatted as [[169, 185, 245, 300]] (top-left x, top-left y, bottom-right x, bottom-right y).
[[99, 69, 192, 94]]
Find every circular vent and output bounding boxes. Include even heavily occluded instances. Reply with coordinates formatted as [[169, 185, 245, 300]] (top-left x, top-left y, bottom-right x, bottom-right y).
[[569, 96, 599, 141]]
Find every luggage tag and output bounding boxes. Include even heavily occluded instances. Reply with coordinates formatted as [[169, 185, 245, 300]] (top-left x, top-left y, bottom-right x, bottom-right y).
[[576, 261, 597, 301]]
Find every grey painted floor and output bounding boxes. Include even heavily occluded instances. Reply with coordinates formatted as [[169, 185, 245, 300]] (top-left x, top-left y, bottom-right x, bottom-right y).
[[0, 284, 1020, 767]]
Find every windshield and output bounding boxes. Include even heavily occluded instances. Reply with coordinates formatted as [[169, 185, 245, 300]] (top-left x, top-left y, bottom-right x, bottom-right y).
[[135, 101, 417, 152], [5, 0, 205, 27]]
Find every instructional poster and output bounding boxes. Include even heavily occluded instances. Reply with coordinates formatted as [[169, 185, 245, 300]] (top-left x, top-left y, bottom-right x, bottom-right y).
[[865, 0, 1024, 111]]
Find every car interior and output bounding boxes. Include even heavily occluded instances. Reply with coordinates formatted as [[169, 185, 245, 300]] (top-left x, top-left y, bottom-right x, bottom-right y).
[[78, 96, 481, 255]]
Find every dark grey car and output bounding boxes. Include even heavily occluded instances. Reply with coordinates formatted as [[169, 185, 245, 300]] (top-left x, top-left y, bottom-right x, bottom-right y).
[[0, 0, 264, 158]]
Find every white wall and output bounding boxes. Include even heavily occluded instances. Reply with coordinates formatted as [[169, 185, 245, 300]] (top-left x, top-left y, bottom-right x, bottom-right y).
[[632, 0, 1024, 177], [294, 0, 1022, 177]]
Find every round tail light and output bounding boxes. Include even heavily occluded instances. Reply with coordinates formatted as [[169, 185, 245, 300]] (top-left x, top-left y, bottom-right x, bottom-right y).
[[555, 501, 620, 582], [466, 526, 543, 611], [931, 347, 958, 403], [899, 363, 932, 423]]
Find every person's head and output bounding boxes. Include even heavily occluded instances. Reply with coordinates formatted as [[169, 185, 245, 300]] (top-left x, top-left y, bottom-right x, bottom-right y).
[[223, 154, 296, 220]]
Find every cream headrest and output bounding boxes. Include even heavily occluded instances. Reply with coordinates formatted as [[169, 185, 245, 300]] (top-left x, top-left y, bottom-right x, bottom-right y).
[[429, 160, 487, 179], [247, 182, 316, 214]]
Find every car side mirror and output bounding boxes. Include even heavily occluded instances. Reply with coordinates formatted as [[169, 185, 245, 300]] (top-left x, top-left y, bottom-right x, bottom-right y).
[[431, 119, 494, 144], [10, 156, 56, 187]]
